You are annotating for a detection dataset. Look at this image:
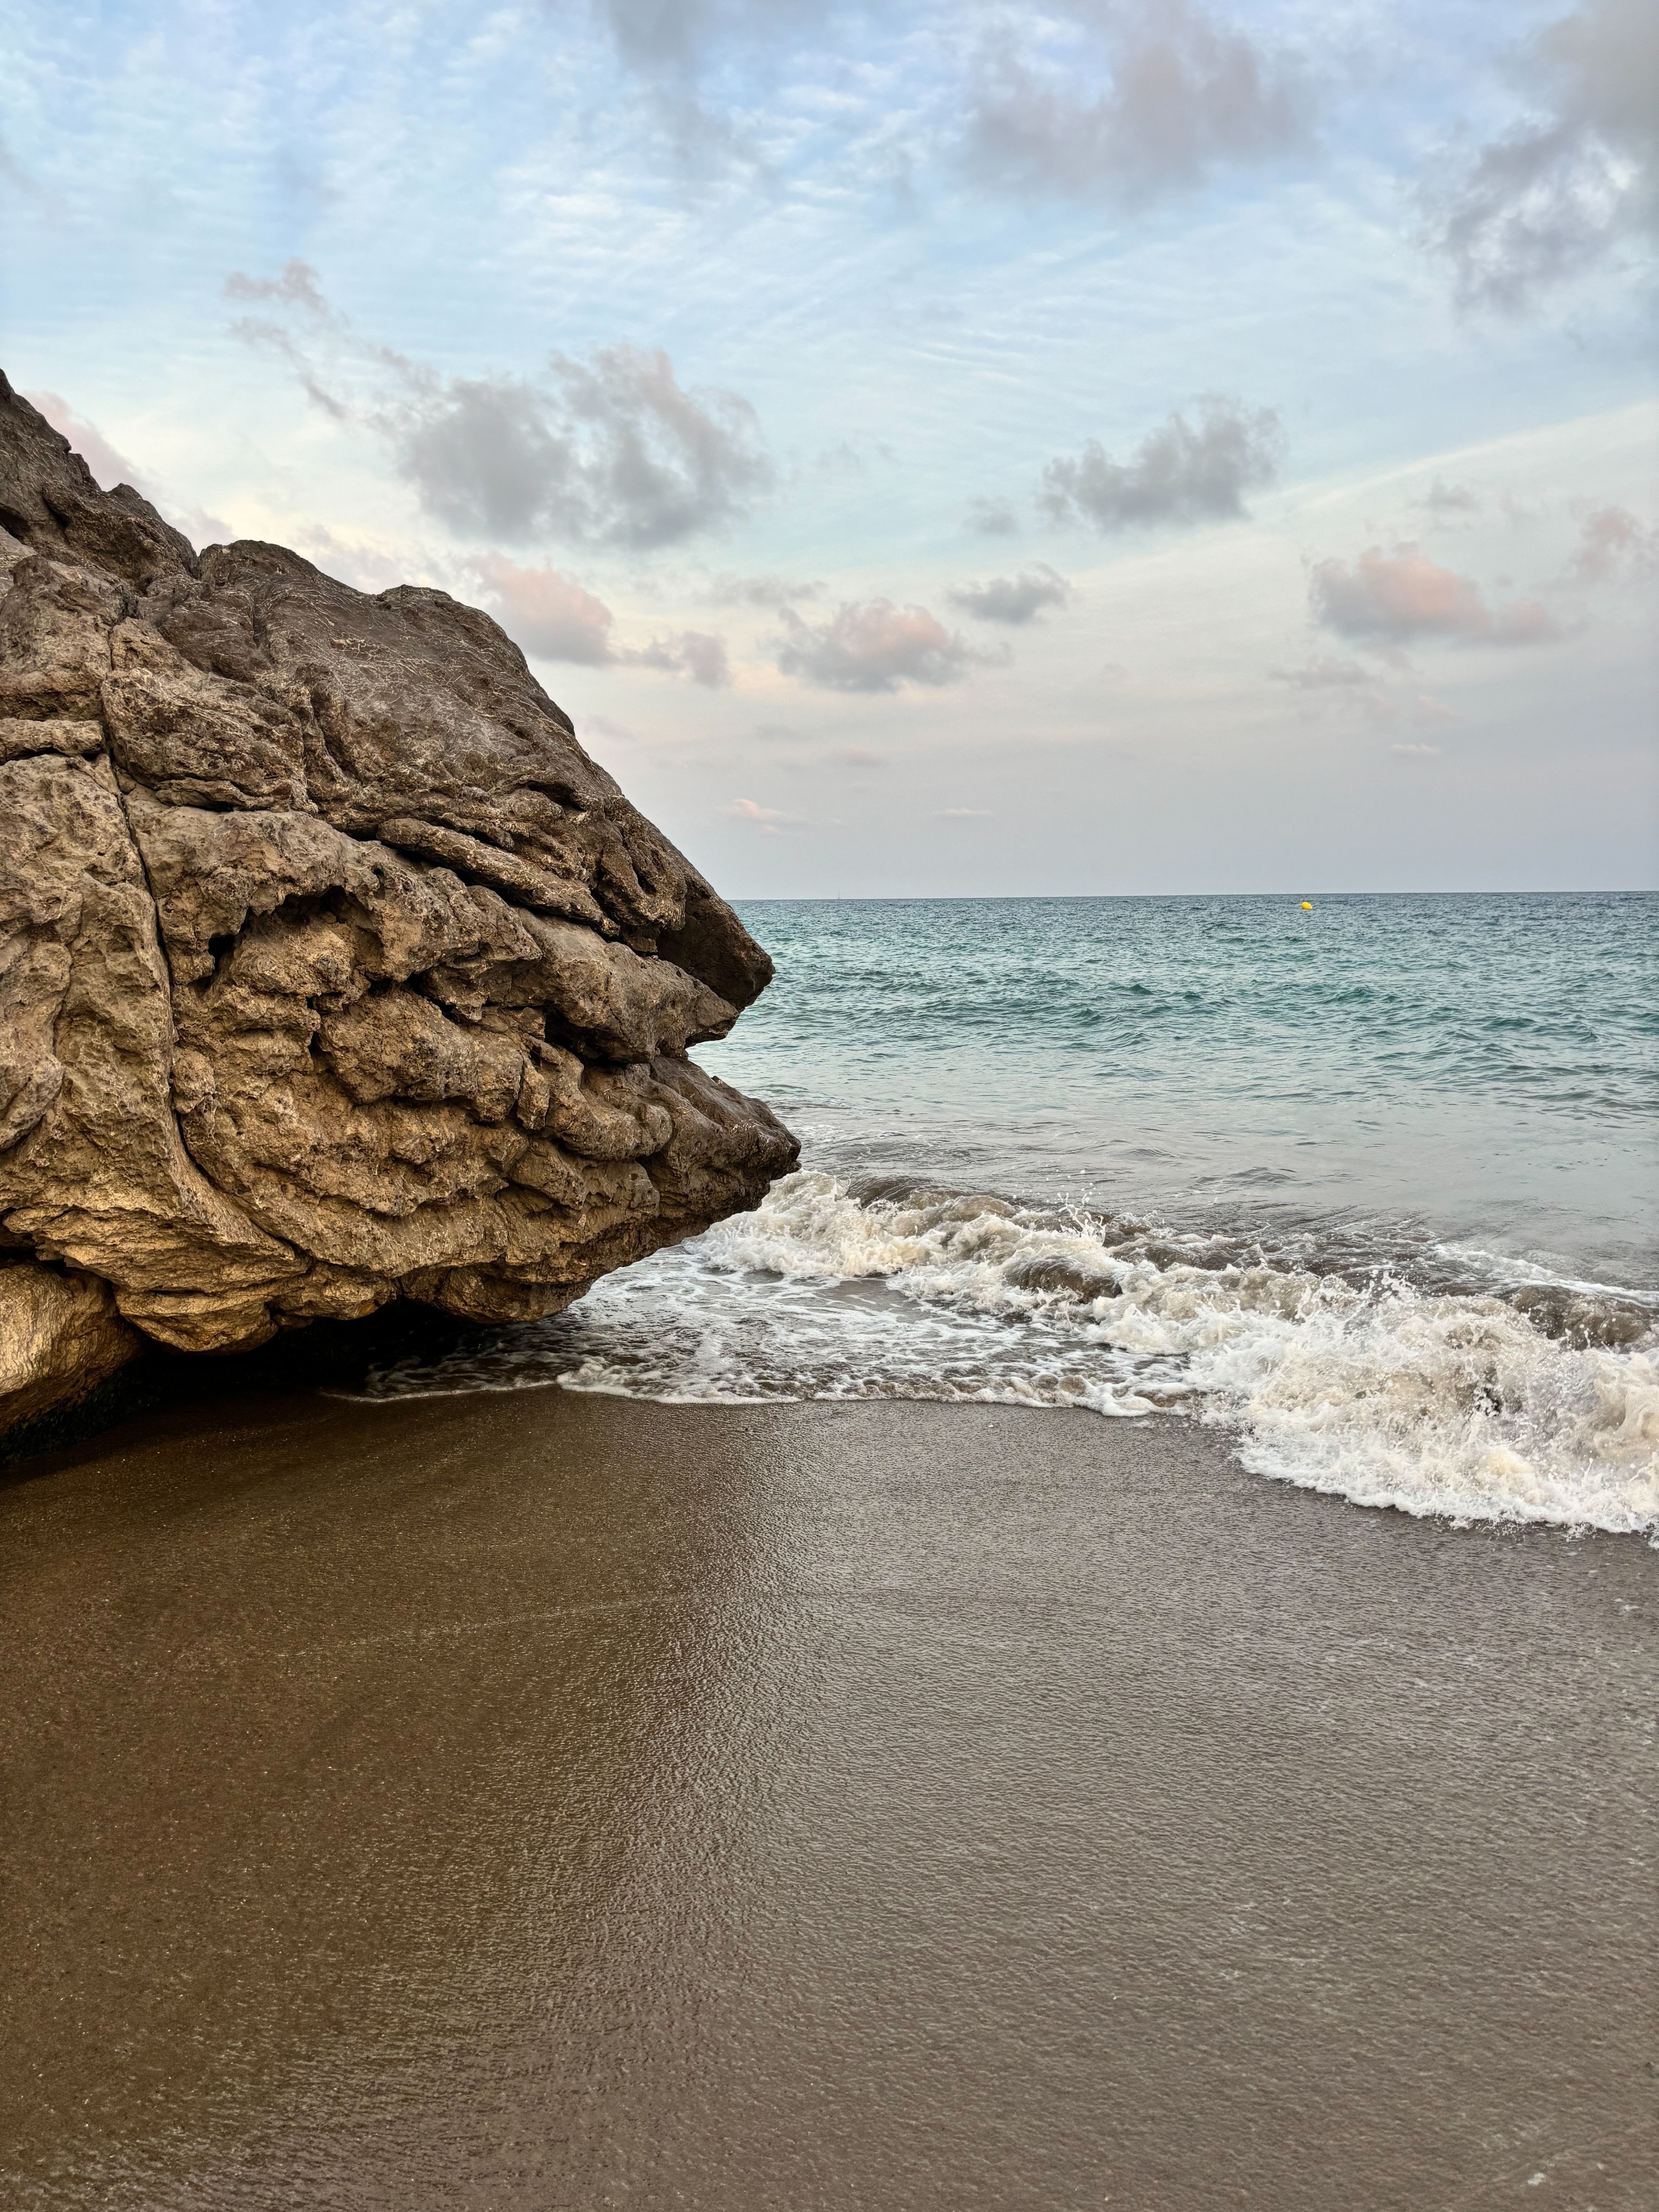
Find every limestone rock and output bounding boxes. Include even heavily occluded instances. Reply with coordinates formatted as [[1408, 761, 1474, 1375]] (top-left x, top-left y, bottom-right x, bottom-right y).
[[0, 373, 796, 1413], [0, 1258, 139, 1432]]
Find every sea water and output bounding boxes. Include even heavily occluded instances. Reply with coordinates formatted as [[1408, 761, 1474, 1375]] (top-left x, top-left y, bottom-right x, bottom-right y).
[[359, 894, 1659, 1537]]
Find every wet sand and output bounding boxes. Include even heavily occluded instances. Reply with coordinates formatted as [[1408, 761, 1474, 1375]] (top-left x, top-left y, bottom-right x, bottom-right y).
[[2, 1388, 1654, 2210]]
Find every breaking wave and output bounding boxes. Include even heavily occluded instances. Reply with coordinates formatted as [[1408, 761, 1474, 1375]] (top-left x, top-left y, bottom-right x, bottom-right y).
[[354, 1170, 1659, 1540]]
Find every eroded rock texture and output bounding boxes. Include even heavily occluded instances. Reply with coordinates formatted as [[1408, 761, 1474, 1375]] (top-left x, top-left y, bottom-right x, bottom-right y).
[[0, 372, 795, 1420]]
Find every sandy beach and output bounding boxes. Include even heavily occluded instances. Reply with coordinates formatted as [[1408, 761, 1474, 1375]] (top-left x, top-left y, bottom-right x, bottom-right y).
[[3, 1387, 1653, 2210]]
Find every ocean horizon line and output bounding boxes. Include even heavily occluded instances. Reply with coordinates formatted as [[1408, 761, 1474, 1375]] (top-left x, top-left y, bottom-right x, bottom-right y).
[[725, 886, 1657, 904]]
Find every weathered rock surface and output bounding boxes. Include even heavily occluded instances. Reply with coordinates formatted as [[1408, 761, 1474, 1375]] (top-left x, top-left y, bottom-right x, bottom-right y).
[[0, 1258, 139, 1431], [0, 373, 796, 1422]]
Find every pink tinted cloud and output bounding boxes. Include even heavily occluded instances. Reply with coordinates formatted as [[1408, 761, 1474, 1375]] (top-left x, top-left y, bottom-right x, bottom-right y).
[[469, 552, 617, 664], [774, 598, 985, 691], [720, 798, 804, 835], [1310, 543, 1561, 650], [25, 389, 140, 489], [1571, 504, 1659, 582]]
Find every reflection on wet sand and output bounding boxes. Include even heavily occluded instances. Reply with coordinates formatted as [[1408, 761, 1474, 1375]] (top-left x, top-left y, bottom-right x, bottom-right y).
[[3, 1391, 1655, 2209]]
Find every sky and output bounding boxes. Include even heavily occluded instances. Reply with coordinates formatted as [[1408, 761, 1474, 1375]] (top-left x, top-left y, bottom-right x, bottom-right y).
[[2, 0, 1655, 895]]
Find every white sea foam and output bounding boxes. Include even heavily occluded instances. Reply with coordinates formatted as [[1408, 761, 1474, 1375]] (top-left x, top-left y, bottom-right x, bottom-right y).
[[357, 1172, 1659, 1540]]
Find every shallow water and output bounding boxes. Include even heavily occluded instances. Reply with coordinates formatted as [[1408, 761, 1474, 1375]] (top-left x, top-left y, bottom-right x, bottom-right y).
[[356, 894, 1659, 1536]]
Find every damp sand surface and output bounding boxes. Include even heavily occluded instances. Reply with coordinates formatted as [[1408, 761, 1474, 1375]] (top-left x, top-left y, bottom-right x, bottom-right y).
[[3, 1389, 1655, 2210]]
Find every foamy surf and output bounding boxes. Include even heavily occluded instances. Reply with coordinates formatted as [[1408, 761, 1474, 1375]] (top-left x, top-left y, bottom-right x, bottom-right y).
[[353, 1171, 1659, 1541]]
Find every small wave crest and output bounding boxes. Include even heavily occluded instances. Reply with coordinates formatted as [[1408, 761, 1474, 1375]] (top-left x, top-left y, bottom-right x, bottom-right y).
[[355, 1172, 1659, 1540]]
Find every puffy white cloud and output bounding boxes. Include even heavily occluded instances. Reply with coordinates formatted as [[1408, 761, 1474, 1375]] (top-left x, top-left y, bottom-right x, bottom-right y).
[[1309, 544, 1561, 649], [1420, 0, 1659, 310], [1039, 396, 1282, 531], [227, 266, 771, 549], [947, 563, 1070, 623], [773, 598, 988, 690], [390, 346, 771, 548], [963, 0, 1308, 203]]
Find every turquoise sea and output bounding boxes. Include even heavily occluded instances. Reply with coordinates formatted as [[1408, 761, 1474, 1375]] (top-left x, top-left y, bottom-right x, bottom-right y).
[[362, 895, 1659, 1537]]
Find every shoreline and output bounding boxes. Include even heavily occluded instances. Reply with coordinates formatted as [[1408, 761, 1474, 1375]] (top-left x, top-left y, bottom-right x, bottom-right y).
[[4, 1387, 1655, 2209]]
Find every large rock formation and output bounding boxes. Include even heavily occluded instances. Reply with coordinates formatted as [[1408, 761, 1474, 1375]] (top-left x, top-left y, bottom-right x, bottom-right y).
[[0, 372, 795, 1432]]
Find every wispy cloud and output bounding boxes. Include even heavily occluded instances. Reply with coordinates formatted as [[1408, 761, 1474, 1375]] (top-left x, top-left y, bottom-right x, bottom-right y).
[[1271, 654, 1377, 692], [720, 795, 803, 833], [23, 388, 141, 491], [1570, 502, 1659, 581], [947, 563, 1070, 624], [704, 570, 821, 607], [1039, 395, 1282, 531], [24, 387, 232, 546], [1413, 477, 1482, 522], [965, 495, 1021, 537]]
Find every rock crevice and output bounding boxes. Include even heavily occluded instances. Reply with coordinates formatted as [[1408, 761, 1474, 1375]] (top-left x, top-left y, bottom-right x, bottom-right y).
[[0, 374, 795, 1420]]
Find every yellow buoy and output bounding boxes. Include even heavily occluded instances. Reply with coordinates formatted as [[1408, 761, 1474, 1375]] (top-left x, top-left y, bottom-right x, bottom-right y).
[[1300, 901, 1313, 911]]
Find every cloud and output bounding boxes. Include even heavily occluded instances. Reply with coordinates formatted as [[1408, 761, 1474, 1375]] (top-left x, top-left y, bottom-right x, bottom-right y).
[[948, 564, 1071, 624], [0, 128, 38, 198], [1271, 655, 1378, 691], [1039, 395, 1282, 531], [1390, 742, 1443, 758], [225, 257, 334, 317], [966, 496, 1020, 536], [23, 389, 142, 491], [942, 807, 993, 817], [463, 554, 731, 681], [389, 347, 771, 548], [593, 0, 832, 82], [295, 524, 416, 595], [962, 0, 1309, 203], [1273, 655, 1462, 730], [468, 553, 619, 664], [720, 795, 802, 833], [1415, 477, 1481, 520], [1420, 0, 1659, 310], [1570, 503, 1659, 581], [24, 388, 232, 545], [837, 746, 883, 767], [773, 599, 990, 691], [589, 0, 841, 170], [626, 629, 733, 685], [704, 570, 820, 607], [227, 266, 771, 549], [1309, 544, 1562, 649]]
